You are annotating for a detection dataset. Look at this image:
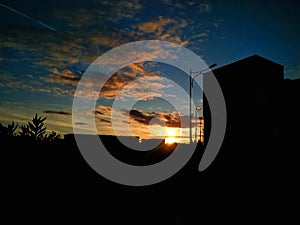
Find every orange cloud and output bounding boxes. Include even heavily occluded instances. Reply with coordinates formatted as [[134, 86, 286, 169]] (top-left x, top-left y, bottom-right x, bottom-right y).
[[134, 16, 188, 46], [138, 17, 173, 33], [50, 68, 80, 81], [93, 105, 113, 117], [39, 68, 80, 90], [93, 62, 167, 100]]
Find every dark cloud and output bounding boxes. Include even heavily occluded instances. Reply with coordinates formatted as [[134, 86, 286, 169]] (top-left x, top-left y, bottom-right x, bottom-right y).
[[129, 109, 154, 124], [93, 106, 112, 124], [44, 110, 72, 116], [120, 108, 184, 128], [50, 68, 80, 81], [93, 105, 112, 117], [120, 108, 199, 128], [98, 118, 111, 123], [75, 122, 88, 125], [93, 110, 104, 116]]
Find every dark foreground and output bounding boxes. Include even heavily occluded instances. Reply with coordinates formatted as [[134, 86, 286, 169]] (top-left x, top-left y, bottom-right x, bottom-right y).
[[2, 135, 299, 224]]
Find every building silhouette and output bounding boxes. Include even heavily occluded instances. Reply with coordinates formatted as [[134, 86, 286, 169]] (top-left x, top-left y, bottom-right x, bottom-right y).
[[281, 78, 300, 149], [202, 55, 300, 222], [203, 55, 300, 208], [204, 54, 283, 151]]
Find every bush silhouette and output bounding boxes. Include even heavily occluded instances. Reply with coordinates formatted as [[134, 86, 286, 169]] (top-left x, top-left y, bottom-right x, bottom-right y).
[[0, 121, 18, 137], [44, 131, 61, 142], [0, 113, 62, 142], [19, 124, 31, 138], [16, 113, 61, 142], [28, 113, 46, 141]]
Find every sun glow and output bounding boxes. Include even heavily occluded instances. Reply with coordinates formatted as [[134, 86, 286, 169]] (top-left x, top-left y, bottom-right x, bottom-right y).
[[165, 137, 178, 144], [165, 128, 180, 144]]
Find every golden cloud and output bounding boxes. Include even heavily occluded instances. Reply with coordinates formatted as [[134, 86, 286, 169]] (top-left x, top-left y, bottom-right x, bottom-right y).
[[134, 16, 189, 46]]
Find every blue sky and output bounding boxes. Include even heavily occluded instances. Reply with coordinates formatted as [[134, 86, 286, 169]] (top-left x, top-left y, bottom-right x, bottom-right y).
[[1, 0, 299, 141]]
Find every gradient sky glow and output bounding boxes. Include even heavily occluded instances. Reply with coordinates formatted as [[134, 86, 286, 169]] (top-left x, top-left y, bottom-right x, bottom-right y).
[[1, 0, 299, 142]]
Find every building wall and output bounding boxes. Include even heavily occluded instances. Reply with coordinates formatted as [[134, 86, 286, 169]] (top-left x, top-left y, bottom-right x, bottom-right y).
[[203, 55, 284, 178], [204, 55, 283, 147]]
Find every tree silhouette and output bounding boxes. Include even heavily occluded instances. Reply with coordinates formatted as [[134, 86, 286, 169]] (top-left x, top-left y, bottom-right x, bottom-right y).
[[1, 113, 62, 144], [19, 124, 31, 138], [18, 113, 61, 142], [44, 131, 61, 142], [0, 121, 18, 137], [28, 113, 47, 141]]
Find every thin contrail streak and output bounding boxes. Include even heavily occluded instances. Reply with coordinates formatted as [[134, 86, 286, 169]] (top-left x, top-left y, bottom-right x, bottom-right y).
[[0, 3, 56, 31]]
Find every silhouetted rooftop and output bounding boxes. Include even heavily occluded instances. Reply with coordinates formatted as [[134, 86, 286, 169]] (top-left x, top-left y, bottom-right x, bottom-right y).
[[213, 54, 283, 72]]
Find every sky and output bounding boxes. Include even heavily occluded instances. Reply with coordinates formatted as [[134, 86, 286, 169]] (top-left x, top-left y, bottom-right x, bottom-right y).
[[1, 0, 299, 143]]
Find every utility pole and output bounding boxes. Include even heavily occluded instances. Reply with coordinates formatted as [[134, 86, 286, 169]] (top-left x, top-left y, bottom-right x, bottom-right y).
[[189, 64, 217, 144], [195, 107, 203, 143], [189, 70, 193, 144]]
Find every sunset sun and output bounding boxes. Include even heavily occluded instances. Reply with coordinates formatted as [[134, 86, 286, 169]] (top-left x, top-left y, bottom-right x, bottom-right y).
[[165, 128, 179, 144]]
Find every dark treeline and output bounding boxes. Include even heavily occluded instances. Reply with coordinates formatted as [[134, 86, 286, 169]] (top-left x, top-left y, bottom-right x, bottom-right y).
[[0, 113, 61, 143]]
